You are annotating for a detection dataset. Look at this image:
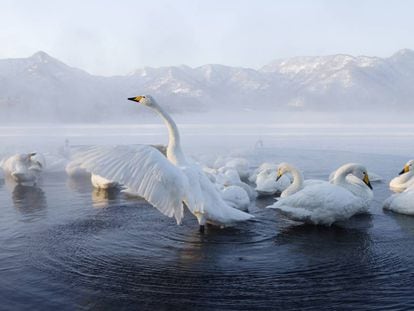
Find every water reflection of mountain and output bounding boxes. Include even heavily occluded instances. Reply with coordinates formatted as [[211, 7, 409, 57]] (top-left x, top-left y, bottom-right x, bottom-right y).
[[12, 184, 47, 215]]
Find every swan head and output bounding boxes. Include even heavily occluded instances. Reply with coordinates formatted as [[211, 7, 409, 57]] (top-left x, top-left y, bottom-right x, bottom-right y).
[[127, 95, 156, 107], [28, 152, 44, 171], [276, 162, 293, 181], [337, 163, 372, 190], [399, 159, 414, 175]]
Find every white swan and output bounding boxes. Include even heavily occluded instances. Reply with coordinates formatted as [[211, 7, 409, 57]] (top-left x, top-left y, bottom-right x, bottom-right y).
[[267, 163, 373, 225], [1, 153, 45, 184], [250, 162, 291, 196], [202, 166, 254, 211], [220, 185, 250, 211], [389, 160, 414, 193], [216, 167, 256, 200], [213, 156, 251, 181], [71, 95, 253, 231], [384, 184, 414, 216]]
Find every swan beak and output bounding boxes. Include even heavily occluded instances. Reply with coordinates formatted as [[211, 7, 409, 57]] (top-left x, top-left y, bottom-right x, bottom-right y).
[[399, 165, 409, 175], [128, 96, 143, 102], [276, 171, 282, 181], [363, 174, 373, 189]]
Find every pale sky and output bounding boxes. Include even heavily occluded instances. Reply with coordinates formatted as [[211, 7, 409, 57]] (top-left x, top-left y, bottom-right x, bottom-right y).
[[1, 0, 413, 76]]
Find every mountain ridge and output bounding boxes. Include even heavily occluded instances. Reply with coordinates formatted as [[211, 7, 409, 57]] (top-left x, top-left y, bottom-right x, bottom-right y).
[[0, 49, 413, 123]]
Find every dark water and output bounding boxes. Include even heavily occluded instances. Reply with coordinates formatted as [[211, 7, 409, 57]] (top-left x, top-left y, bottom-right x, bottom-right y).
[[1, 145, 414, 310]]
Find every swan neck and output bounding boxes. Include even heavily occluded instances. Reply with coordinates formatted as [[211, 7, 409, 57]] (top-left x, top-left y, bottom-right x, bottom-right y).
[[281, 166, 304, 197], [152, 103, 186, 164], [332, 166, 352, 186]]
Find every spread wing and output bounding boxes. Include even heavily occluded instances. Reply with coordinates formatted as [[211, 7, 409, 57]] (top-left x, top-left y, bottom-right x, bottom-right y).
[[71, 145, 188, 224]]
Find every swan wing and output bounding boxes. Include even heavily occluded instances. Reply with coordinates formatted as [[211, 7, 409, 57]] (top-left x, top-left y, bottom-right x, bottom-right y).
[[72, 145, 188, 224]]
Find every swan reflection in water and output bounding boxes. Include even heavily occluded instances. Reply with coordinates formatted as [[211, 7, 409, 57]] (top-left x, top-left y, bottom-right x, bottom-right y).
[[11, 184, 47, 216], [92, 188, 121, 208]]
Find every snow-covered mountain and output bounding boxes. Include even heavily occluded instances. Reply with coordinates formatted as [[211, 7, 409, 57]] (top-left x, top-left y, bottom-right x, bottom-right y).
[[0, 49, 413, 123]]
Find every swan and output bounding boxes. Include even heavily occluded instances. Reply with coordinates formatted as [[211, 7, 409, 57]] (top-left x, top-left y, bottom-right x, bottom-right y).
[[71, 95, 253, 231], [1, 153, 45, 184], [389, 160, 414, 193], [250, 162, 291, 196], [220, 185, 250, 211], [213, 156, 251, 181], [216, 167, 256, 200], [383, 184, 414, 216], [202, 166, 254, 211], [267, 163, 373, 225]]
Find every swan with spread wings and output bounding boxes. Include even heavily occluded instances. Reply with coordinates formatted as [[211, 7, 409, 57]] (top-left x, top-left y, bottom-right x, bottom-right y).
[[71, 95, 253, 231]]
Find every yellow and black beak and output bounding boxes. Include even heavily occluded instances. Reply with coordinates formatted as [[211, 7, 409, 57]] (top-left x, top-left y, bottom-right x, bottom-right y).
[[363, 174, 373, 189], [128, 96, 143, 102], [399, 165, 409, 175], [276, 170, 282, 181]]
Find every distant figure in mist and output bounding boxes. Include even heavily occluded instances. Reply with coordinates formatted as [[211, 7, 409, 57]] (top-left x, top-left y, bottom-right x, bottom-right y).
[[254, 139, 264, 149]]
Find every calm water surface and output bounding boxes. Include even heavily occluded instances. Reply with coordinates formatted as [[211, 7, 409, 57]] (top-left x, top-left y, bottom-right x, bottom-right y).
[[1, 125, 414, 310]]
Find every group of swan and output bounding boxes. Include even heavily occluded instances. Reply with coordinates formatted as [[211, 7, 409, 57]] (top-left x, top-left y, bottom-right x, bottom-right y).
[[267, 162, 373, 225], [67, 95, 386, 229], [2, 95, 413, 229]]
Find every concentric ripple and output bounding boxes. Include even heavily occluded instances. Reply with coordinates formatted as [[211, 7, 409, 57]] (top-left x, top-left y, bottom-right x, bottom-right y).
[[1, 149, 414, 310]]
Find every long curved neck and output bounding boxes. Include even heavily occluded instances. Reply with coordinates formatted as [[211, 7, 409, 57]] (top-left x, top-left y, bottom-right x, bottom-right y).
[[399, 170, 414, 183], [281, 165, 304, 197], [151, 103, 186, 165], [332, 165, 353, 186]]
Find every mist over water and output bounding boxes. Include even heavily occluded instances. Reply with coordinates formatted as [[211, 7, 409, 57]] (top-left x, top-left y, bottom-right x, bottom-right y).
[[1, 124, 414, 309]]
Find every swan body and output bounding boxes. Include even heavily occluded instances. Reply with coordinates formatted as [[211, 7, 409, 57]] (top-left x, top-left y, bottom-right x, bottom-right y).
[[223, 158, 250, 181], [267, 163, 373, 225], [383, 185, 414, 216], [389, 160, 414, 193], [202, 166, 254, 211], [1, 153, 44, 184], [71, 95, 253, 228], [220, 185, 250, 211], [214, 157, 250, 181], [216, 167, 256, 200]]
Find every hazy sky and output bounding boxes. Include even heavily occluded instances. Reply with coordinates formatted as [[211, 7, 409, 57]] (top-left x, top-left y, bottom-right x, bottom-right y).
[[1, 0, 413, 75]]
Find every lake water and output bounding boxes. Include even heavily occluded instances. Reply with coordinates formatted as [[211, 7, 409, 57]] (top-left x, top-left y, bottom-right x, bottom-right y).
[[0, 124, 414, 310]]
